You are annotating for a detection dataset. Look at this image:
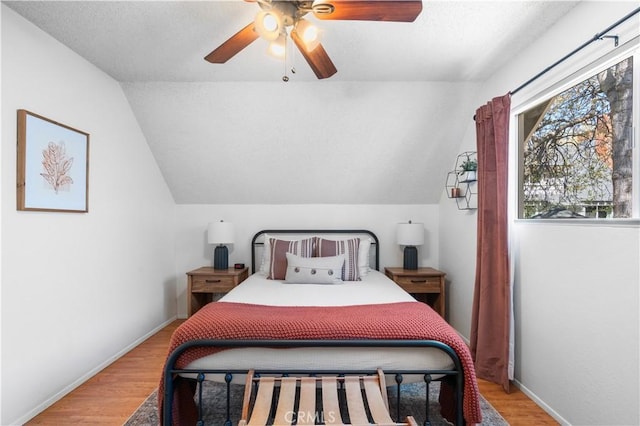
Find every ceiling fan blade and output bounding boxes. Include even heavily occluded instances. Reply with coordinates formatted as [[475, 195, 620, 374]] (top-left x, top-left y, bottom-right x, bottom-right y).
[[204, 22, 259, 63], [291, 31, 337, 79], [314, 0, 423, 22]]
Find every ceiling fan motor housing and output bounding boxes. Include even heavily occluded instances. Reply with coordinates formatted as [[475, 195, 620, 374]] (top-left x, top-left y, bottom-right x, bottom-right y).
[[261, 0, 308, 26]]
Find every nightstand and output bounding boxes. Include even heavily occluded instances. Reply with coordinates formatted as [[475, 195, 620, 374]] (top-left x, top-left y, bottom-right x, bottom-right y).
[[187, 267, 249, 317], [384, 267, 447, 318]]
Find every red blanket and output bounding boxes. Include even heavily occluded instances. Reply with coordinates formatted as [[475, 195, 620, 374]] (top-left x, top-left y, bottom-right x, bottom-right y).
[[160, 301, 482, 425]]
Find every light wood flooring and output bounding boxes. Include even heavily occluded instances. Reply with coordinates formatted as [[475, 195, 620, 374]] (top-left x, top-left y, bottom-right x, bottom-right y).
[[26, 320, 558, 425]]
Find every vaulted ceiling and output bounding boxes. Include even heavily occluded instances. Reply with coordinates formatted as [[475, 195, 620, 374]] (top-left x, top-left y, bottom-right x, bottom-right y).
[[4, 0, 580, 204]]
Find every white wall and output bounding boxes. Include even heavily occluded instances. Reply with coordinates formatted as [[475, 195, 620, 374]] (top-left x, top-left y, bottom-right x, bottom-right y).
[[175, 204, 439, 318], [4, 1, 639, 424], [1, 6, 177, 424], [439, 2, 640, 425], [122, 80, 479, 205], [513, 223, 639, 425]]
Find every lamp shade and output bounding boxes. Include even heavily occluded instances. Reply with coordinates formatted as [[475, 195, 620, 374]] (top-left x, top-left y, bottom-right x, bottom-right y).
[[268, 34, 287, 58], [255, 10, 282, 41], [396, 222, 424, 246], [207, 221, 234, 245], [295, 19, 321, 52]]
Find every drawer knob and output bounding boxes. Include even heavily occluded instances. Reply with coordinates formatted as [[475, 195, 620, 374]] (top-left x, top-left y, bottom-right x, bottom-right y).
[[205, 279, 222, 283], [411, 279, 427, 283]]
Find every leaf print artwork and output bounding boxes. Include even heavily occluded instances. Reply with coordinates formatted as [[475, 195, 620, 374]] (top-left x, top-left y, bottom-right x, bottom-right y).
[[17, 110, 89, 212], [40, 141, 74, 193]]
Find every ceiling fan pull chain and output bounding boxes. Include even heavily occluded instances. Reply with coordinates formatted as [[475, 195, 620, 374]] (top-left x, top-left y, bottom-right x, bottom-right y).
[[290, 34, 297, 76], [282, 30, 289, 82]]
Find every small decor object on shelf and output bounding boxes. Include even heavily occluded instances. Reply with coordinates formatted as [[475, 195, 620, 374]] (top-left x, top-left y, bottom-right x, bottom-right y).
[[458, 158, 477, 183], [444, 151, 478, 210]]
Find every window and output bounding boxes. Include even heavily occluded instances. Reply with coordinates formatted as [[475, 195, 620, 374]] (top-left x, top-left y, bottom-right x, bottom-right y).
[[517, 56, 635, 219]]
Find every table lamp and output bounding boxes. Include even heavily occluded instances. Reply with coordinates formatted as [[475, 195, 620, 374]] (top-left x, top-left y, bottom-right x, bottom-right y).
[[208, 220, 234, 270], [396, 221, 424, 270]]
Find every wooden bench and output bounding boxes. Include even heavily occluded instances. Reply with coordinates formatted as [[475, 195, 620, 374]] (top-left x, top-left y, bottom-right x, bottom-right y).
[[238, 369, 417, 425]]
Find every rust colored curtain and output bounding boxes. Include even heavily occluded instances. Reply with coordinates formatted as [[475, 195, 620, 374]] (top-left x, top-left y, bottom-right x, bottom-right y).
[[470, 93, 512, 392]]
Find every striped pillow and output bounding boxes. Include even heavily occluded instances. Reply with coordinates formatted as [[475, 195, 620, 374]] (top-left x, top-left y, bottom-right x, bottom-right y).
[[316, 238, 361, 281], [267, 238, 316, 280]]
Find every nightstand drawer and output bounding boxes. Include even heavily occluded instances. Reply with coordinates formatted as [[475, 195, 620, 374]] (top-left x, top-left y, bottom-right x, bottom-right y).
[[384, 267, 446, 319], [191, 275, 237, 292], [394, 276, 441, 293], [187, 267, 249, 317]]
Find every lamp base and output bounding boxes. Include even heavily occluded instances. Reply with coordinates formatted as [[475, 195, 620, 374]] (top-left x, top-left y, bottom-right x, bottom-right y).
[[403, 246, 418, 270], [213, 245, 229, 270]]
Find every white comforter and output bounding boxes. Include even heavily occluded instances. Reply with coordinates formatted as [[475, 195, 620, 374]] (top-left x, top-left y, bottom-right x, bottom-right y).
[[183, 271, 453, 381], [220, 270, 416, 306]]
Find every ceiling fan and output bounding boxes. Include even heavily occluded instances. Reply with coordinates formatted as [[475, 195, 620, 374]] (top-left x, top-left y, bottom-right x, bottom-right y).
[[204, 0, 423, 79]]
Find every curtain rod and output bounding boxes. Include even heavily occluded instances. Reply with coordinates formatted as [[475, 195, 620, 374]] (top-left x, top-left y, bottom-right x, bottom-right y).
[[474, 6, 640, 121], [510, 6, 640, 96]]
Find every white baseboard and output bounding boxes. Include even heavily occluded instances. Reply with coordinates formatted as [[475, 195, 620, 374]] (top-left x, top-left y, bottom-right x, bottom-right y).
[[512, 379, 570, 425], [12, 316, 177, 426], [454, 332, 569, 425]]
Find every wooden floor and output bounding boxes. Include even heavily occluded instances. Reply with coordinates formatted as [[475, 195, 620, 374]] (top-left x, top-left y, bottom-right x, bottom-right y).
[[26, 320, 558, 425]]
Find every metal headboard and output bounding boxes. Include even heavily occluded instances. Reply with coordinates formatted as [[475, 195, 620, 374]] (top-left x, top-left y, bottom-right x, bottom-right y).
[[251, 229, 379, 274]]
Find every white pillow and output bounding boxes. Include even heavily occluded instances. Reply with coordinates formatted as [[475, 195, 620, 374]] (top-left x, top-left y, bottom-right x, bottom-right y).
[[258, 233, 273, 275], [358, 238, 372, 277], [285, 253, 345, 285]]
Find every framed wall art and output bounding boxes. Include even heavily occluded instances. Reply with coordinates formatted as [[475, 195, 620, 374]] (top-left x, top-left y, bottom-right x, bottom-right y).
[[17, 109, 89, 212]]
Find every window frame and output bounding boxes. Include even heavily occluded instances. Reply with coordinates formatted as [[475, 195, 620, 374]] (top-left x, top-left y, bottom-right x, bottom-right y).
[[511, 40, 640, 225]]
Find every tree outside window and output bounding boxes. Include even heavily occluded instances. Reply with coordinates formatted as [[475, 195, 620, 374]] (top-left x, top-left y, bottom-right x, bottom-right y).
[[518, 57, 634, 219]]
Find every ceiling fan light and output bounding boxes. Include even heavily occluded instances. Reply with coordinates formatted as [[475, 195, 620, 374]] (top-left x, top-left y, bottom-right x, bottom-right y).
[[295, 19, 321, 52], [268, 34, 287, 58], [263, 13, 278, 31], [255, 10, 282, 41]]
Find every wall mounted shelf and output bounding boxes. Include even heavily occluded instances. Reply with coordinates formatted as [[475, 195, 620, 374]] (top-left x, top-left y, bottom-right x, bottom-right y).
[[445, 151, 477, 210]]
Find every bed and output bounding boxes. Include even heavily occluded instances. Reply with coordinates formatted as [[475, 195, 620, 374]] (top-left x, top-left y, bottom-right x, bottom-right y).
[[161, 230, 482, 425]]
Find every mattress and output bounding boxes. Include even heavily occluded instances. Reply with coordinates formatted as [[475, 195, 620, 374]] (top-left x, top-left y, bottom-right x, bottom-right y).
[[182, 271, 455, 382]]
